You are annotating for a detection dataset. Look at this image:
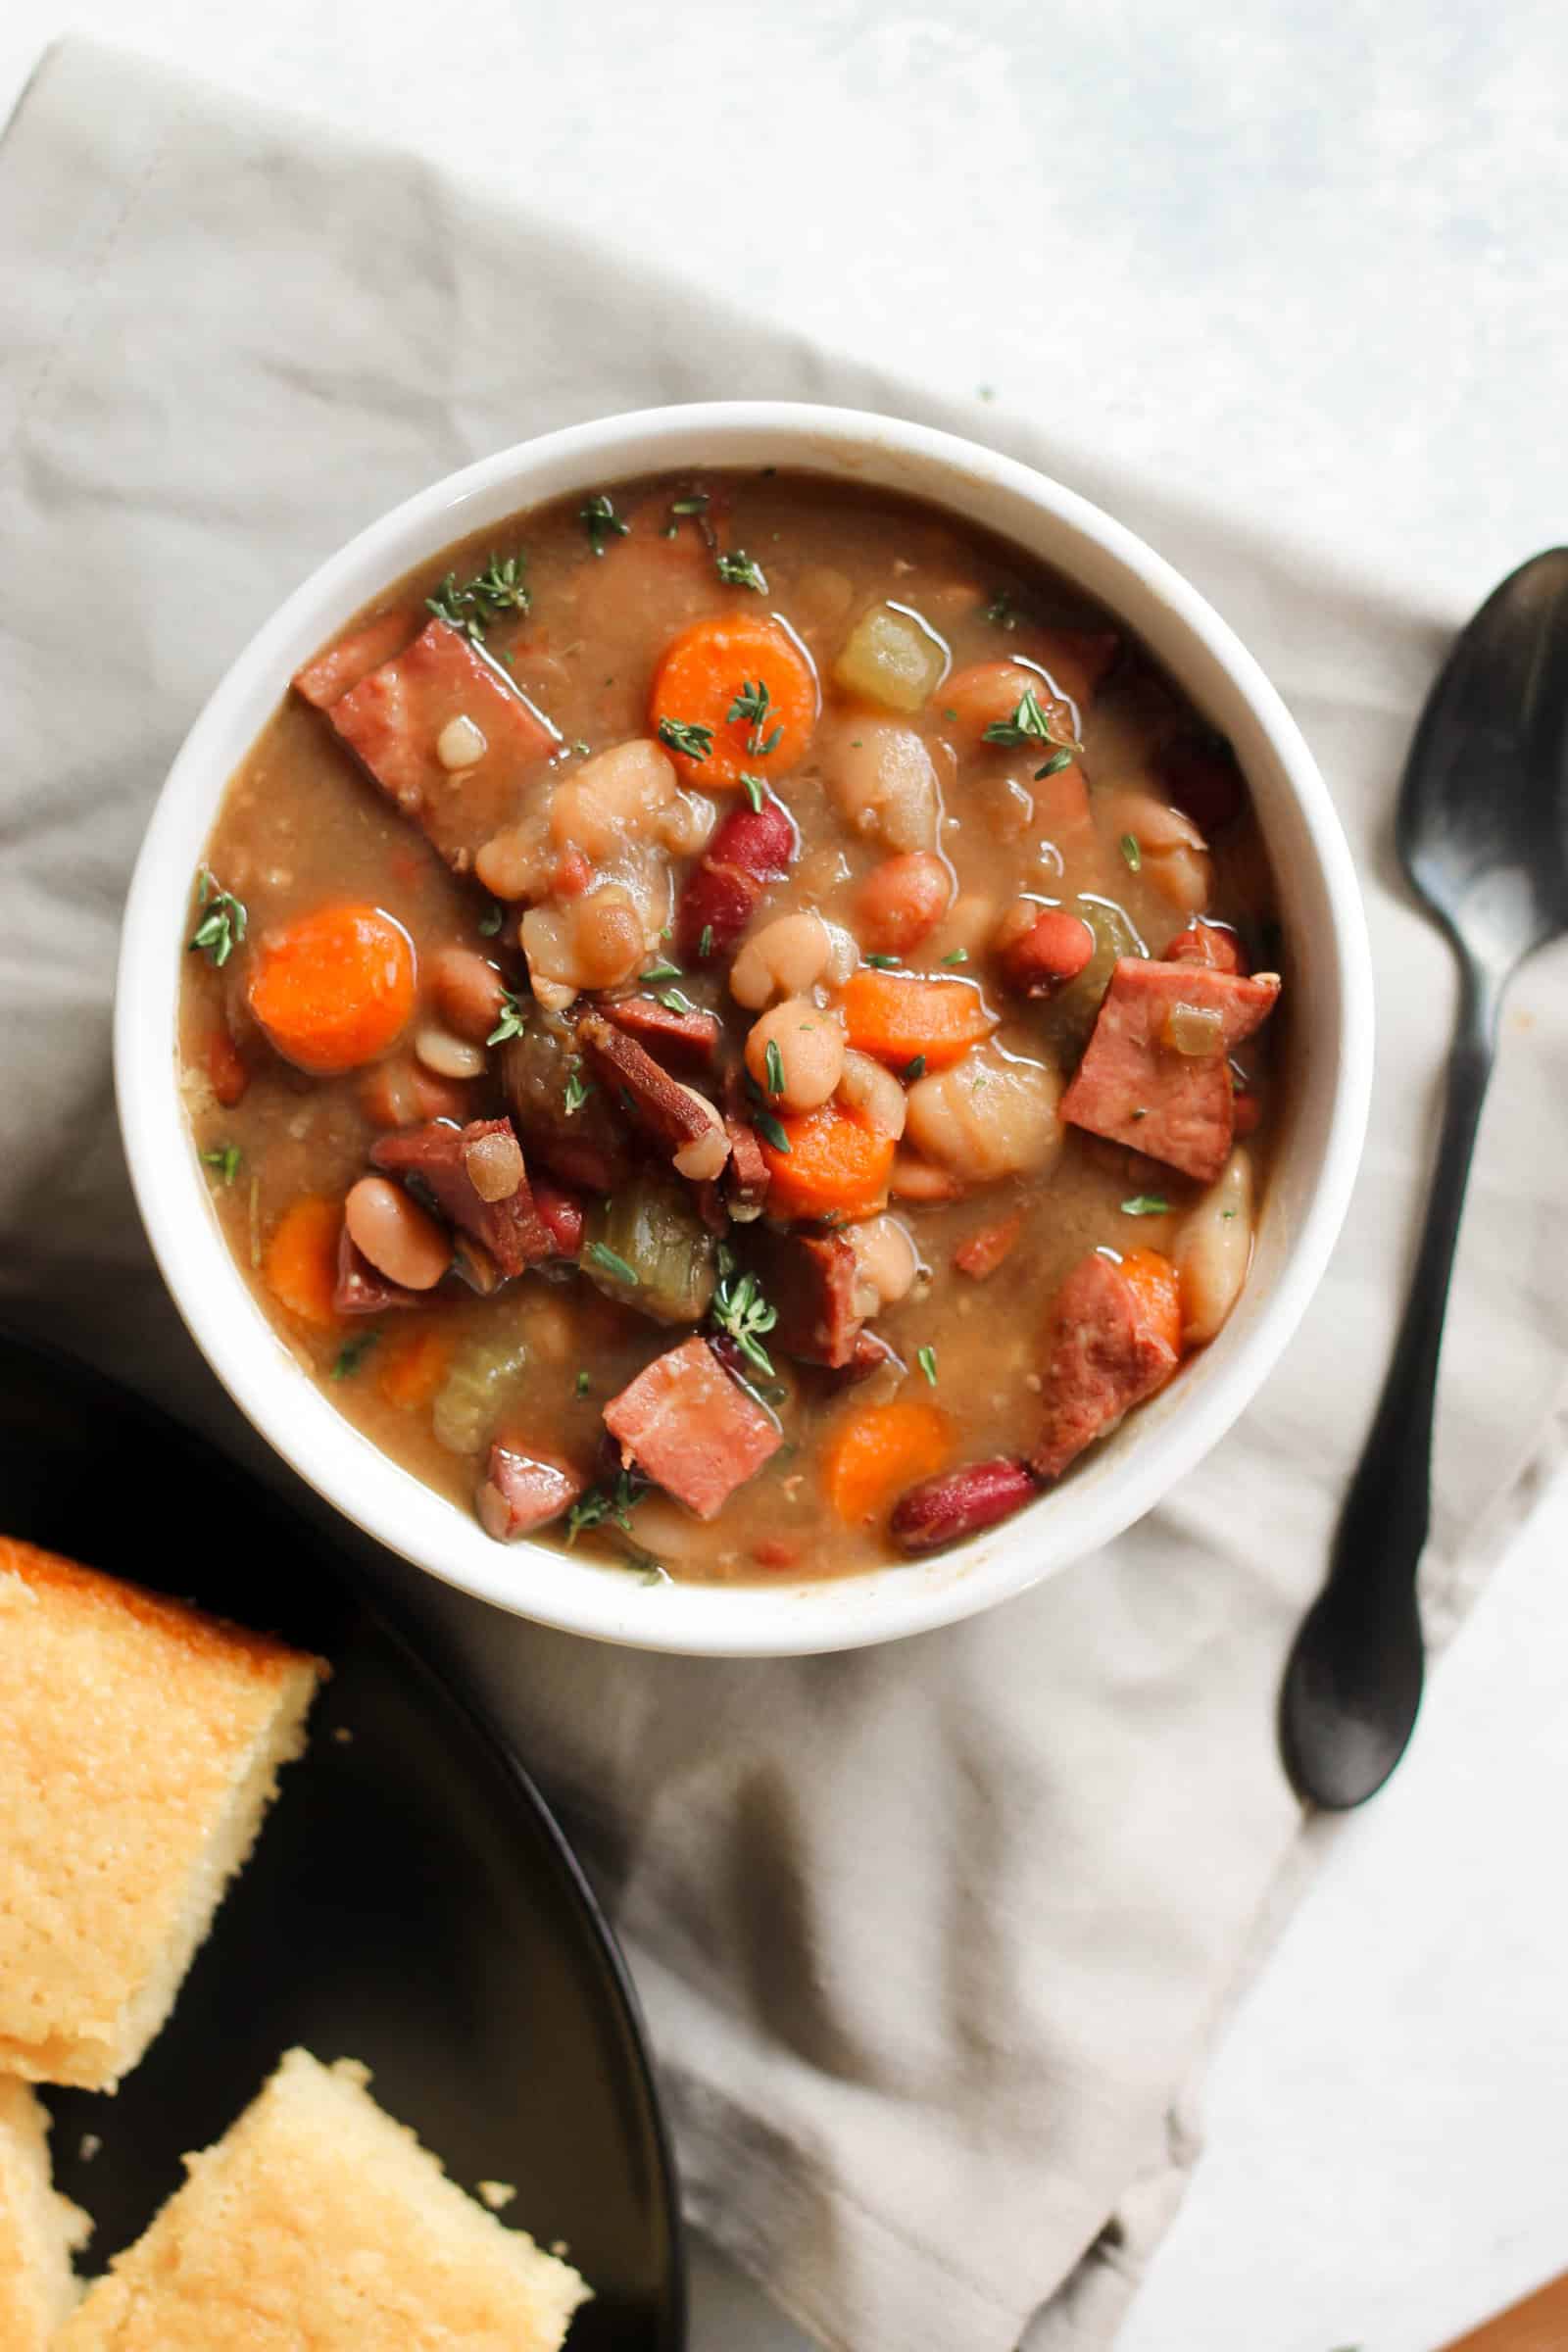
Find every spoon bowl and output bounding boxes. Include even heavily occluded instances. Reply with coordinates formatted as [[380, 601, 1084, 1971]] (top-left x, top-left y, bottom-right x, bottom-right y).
[[1282, 547, 1568, 1808]]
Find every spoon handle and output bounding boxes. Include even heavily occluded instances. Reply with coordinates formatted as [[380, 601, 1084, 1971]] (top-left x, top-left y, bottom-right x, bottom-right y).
[[1329, 954, 1499, 1594]]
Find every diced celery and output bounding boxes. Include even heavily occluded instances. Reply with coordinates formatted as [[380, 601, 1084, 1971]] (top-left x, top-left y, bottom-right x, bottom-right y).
[[1048, 896, 1147, 1054], [580, 1176, 716, 1324], [432, 1328, 529, 1454], [832, 602, 948, 713]]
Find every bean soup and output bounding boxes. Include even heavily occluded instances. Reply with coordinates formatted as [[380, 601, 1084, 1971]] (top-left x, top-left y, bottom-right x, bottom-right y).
[[178, 469, 1284, 1584]]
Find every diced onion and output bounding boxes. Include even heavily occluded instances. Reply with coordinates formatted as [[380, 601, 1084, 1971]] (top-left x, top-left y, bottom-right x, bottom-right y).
[[1163, 1002, 1226, 1057]]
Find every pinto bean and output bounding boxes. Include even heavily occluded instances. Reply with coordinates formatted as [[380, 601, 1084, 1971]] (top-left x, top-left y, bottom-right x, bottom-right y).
[[344, 1175, 451, 1291], [857, 853, 952, 956], [891, 1457, 1039, 1553], [429, 946, 508, 1041], [414, 1023, 487, 1080], [1166, 922, 1249, 974], [993, 901, 1096, 995]]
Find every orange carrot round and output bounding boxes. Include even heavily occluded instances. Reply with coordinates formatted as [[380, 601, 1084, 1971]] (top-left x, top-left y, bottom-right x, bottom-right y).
[[249, 903, 416, 1076], [1118, 1247, 1183, 1357], [760, 1102, 896, 1221], [841, 968, 997, 1073], [377, 1325, 454, 1410], [649, 612, 818, 787], [823, 1399, 953, 1526], [264, 1195, 342, 1330]]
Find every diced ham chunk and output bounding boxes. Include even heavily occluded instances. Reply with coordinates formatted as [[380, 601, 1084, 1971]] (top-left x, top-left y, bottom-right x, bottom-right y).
[[370, 1117, 550, 1279], [1029, 1251, 1179, 1482], [333, 1227, 423, 1316], [603, 1336, 782, 1519], [723, 1115, 770, 1214], [578, 1012, 726, 1172], [743, 1227, 862, 1369], [532, 1177, 585, 1258], [477, 1442, 585, 1543], [293, 609, 420, 709], [1059, 957, 1281, 1184], [600, 995, 722, 1068], [324, 619, 557, 870]]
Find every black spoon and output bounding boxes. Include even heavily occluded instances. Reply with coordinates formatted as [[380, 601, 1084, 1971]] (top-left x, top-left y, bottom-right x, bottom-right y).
[[1280, 547, 1568, 1810]]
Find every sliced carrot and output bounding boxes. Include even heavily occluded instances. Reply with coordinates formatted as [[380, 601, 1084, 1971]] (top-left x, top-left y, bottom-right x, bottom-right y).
[[206, 1023, 249, 1107], [1118, 1248, 1183, 1358], [248, 902, 416, 1076], [378, 1325, 455, 1411], [760, 1102, 896, 1221], [841, 968, 997, 1072], [264, 1195, 342, 1331], [649, 612, 817, 788], [955, 1211, 1023, 1279], [823, 1399, 953, 1526]]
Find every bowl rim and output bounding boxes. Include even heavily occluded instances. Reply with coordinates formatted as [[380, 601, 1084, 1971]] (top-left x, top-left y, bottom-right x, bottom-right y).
[[116, 400, 1373, 1657]]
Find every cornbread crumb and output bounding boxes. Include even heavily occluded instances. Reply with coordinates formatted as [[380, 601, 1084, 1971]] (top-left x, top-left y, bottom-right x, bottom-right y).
[[78, 2133, 101, 2164], [0, 1537, 325, 2090], [58, 2048, 590, 2349], [476, 2179, 516, 2211], [0, 2076, 89, 2349]]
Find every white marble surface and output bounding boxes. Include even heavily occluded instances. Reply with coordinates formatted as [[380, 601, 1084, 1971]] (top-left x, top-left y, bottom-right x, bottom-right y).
[[6, 6, 1566, 2344]]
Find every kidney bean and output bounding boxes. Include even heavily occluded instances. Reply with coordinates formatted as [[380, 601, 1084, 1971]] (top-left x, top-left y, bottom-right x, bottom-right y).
[[890, 1456, 1039, 1553], [1156, 732, 1244, 835], [675, 800, 798, 962], [343, 1175, 451, 1291]]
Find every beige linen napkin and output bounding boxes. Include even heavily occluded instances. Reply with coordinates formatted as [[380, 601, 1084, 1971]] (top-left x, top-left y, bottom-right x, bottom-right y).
[[3, 40, 1565, 2352]]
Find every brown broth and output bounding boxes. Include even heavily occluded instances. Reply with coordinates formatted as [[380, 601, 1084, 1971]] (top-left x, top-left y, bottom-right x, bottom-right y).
[[179, 468, 1281, 1584]]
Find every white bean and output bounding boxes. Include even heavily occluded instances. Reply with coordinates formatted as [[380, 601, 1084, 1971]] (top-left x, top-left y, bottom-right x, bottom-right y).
[[550, 738, 677, 859], [1174, 1148, 1254, 1344], [845, 1214, 919, 1316], [905, 1047, 1061, 1180], [745, 1000, 845, 1113], [730, 910, 833, 1009], [1102, 787, 1213, 915], [837, 1049, 907, 1140], [670, 1088, 730, 1181], [825, 717, 942, 853]]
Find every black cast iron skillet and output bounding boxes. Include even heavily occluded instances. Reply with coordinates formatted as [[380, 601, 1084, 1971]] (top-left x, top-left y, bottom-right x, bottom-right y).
[[0, 1323, 685, 2348]]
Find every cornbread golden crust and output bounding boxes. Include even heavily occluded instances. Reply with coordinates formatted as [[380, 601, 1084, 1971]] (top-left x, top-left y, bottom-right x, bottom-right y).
[[57, 2048, 591, 2350], [0, 2076, 89, 2348], [0, 1537, 324, 2091]]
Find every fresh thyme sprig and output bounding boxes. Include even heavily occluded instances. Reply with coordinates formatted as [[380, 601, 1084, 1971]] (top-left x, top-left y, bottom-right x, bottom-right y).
[[188, 869, 248, 967], [426, 551, 531, 642]]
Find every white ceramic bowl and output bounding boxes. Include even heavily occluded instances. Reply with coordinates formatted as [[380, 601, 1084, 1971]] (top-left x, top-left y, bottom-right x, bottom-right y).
[[117, 402, 1372, 1656]]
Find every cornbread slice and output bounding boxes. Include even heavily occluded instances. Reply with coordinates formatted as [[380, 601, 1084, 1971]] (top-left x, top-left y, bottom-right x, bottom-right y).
[[0, 2076, 89, 2347], [0, 1537, 324, 2091], [57, 2048, 591, 2349]]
